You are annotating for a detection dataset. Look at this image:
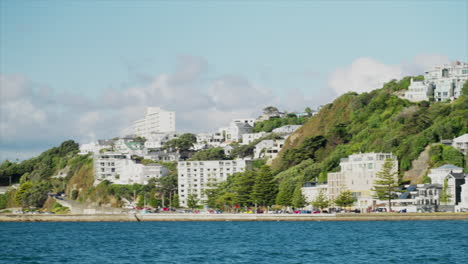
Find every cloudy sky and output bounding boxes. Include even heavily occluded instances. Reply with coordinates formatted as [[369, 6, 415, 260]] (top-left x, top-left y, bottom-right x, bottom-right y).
[[0, 0, 467, 160]]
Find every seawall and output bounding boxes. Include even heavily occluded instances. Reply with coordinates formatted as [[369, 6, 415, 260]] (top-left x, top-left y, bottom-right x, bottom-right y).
[[1, 213, 468, 222]]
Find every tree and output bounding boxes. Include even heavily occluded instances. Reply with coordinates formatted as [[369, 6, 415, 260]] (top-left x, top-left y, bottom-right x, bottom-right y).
[[311, 189, 330, 212], [276, 180, 295, 207], [291, 185, 306, 209], [164, 133, 197, 151], [440, 178, 452, 205], [231, 170, 256, 207], [187, 194, 199, 209], [462, 80, 468, 97], [305, 107, 312, 114], [251, 165, 277, 207], [372, 159, 399, 211], [334, 190, 356, 209], [263, 106, 279, 115], [189, 147, 227, 161], [172, 194, 180, 208]]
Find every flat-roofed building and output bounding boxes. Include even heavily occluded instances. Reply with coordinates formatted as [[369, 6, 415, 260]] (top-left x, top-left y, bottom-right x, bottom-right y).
[[177, 160, 252, 207]]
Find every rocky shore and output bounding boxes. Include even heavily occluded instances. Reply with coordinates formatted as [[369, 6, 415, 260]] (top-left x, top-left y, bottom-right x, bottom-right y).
[[1, 213, 468, 222]]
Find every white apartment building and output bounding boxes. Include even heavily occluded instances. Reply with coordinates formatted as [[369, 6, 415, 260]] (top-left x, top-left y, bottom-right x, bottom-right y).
[[327, 152, 398, 210], [254, 139, 285, 160], [272, 125, 302, 135], [94, 152, 169, 185], [177, 160, 252, 207], [404, 61, 468, 102], [452, 134, 468, 154], [242, 132, 269, 145], [193, 132, 226, 150], [133, 107, 176, 138]]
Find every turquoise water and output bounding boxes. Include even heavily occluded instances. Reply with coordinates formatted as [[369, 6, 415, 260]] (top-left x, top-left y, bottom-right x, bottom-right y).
[[1, 221, 467, 263]]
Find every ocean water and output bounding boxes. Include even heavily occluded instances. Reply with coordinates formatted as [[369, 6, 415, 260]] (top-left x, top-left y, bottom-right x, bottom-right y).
[[1, 221, 467, 264]]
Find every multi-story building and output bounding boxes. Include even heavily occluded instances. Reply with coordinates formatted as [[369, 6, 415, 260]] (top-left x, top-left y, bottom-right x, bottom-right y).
[[133, 107, 176, 138], [452, 134, 468, 154], [254, 139, 285, 160], [78, 140, 113, 155], [94, 152, 169, 185], [327, 152, 398, 210], [427, 164, 466, 206], [404, 61, 468, 102], [220, 120, 254, 142], [177, 160, 252, 207]]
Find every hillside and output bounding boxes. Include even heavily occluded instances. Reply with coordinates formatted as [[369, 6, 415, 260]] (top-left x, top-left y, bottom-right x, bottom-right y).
[[271, 78, 468, 186]]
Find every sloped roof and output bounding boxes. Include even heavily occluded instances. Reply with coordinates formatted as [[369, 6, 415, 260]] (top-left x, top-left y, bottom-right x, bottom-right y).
[[436, 164, 463, 170], [453, 133, 468, 142]]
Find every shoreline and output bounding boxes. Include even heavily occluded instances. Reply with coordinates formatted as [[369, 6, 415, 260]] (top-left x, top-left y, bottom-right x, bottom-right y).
[[1, 213, 468, 222]]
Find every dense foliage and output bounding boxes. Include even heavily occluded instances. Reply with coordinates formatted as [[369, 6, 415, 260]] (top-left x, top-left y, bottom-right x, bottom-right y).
[[189, 147, 228, 161], [163, 133, 197, 151]]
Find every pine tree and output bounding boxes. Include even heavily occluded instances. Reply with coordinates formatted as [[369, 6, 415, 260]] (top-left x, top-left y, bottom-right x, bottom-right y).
[[291, 184, 307, 209], [232, 170, 256, 207], [373, 158, 399, 211], [334, 190, 356, 209], [251, 165, 277, 207], [311, 189, 330, 212], [187, 194, 199, 210], [276, 180, 295, 207]]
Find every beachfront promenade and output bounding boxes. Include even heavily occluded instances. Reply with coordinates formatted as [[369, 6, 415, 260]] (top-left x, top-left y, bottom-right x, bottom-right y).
[[1, 213, 468, 222]]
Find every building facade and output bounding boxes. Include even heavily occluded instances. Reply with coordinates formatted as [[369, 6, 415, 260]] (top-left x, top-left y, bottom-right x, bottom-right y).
[[452, 134, 468, 154], [177, 160, 252, 207], [133, 107, 176, 138], [327, 152, 398, 210], [94, 152, 169, 185], [404, 61, 468, 102], [254, 139, 285, 160]]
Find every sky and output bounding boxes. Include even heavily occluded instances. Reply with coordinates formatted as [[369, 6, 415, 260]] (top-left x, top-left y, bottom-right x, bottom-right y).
[[0, 0, 467, 160]]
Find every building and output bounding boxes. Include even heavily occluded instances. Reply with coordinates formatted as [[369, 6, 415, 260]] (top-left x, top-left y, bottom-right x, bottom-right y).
[[78, 140, 113, 155], [177, 160, 252, 207], [301, 182, 328, 208], [254, 139, 285, 160], [145, 132, 180, 149], [242, 132, 269, 145], [404, 78, 431, 102], [94, 152, 169, 185], [327, 152, 398, 210], [395, 184, 442, 212], [427, 164, 463, 185], [133, 107, 176, 138], [427, 164, 466, 207], [272, 125, 302, 135], [193, 132, 226, 150], [452, 134, 468, 154], [144, 150, 180, 162], [404, 61, 468, 102], [221, 120, 254, 142]]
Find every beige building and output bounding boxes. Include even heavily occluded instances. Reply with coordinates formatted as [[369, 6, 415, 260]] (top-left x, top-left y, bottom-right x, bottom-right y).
[[327, 152, 398, 210]]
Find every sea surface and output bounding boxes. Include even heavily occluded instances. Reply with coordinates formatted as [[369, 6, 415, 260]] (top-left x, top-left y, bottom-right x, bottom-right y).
[[1, 220, 467, 264]]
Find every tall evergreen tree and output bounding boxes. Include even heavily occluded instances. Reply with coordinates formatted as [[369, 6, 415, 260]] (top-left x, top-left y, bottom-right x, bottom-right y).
[[372, 158, 399, 211], [311, 189, 330, 212], [334, 190, 356, 209], [251, 165, 277, 207], [291, 184, 307, 209], [232, 171, 256, 207], [276, 180, 295, 207]]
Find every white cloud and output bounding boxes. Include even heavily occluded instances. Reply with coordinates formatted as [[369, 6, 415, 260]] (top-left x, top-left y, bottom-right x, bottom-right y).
[[328, 57, 403, 95], [328, 54, 451, 95]]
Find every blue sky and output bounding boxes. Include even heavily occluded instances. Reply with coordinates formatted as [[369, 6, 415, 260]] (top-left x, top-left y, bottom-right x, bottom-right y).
[[0, 0, 467, 160]]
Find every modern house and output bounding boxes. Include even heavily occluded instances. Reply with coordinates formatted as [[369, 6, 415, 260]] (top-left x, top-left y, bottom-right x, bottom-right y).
[[177, 160, 252, 207], [242, 132, 269, 145]]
